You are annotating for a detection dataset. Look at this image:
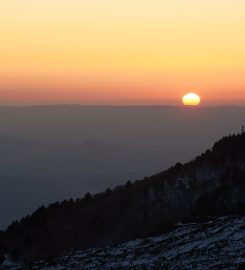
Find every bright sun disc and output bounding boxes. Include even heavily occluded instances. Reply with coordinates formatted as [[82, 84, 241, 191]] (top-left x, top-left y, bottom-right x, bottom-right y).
[[182, 93, 201, 106]]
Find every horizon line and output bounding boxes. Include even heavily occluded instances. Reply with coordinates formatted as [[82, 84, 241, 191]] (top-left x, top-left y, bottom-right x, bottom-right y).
[[0, 104, 244, 109]]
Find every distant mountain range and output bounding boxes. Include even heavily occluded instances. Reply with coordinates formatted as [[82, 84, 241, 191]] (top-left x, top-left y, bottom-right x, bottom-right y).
[[0, 134, 140, 177], [0, 105, 244, 229], [1, 133, 244, 264], [0, 134, 145, 228]]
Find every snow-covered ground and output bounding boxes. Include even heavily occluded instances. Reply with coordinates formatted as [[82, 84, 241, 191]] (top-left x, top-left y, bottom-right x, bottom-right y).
[[2, 216, 245, 270]]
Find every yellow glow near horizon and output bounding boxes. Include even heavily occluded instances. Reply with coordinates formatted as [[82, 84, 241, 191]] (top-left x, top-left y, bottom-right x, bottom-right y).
[[0, 0, 245, 104], [182, 93, 201, 106]]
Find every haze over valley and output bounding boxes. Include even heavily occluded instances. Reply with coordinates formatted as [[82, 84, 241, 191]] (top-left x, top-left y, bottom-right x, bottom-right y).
[[0, 105, 244, 229]]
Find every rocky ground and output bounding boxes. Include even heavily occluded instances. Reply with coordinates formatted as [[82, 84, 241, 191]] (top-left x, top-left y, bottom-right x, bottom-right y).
[[2, 216, 245, 270]]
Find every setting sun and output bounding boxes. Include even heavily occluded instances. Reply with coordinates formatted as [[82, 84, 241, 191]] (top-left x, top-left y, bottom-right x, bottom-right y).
[[182, 93, 201, 106]]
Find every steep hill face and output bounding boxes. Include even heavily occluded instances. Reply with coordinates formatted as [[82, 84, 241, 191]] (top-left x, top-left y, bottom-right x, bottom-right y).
[[1, 133, 245, 263], [2, 216, 245, 270]]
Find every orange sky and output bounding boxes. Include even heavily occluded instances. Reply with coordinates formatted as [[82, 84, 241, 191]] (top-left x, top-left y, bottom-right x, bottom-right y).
[[0, 0, 245, 105]]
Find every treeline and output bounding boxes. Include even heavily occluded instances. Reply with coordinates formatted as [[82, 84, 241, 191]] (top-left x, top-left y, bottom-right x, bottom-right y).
[[0, 133, 245, 263]]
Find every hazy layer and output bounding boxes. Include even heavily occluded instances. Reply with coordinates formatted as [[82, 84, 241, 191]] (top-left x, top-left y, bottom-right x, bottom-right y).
[[0, 105, 244, 228]]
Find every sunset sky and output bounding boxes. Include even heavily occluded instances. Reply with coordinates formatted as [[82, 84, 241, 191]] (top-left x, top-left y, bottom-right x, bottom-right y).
[[0, 0, 245, 105]]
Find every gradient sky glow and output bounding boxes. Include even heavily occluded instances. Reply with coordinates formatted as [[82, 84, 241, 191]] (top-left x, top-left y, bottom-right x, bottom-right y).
[[0, 0, 245, 105]]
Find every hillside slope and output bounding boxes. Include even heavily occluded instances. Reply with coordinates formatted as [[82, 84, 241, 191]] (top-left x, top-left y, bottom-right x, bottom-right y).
[[0, 133, 245, 263], [2, 216, 245, 270], [1, 105, 245, 229]]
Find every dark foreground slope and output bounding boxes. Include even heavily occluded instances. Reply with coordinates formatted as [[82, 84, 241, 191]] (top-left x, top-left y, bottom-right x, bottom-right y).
[[1, 133, 245, 263], [2, 216, 245, 270]]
